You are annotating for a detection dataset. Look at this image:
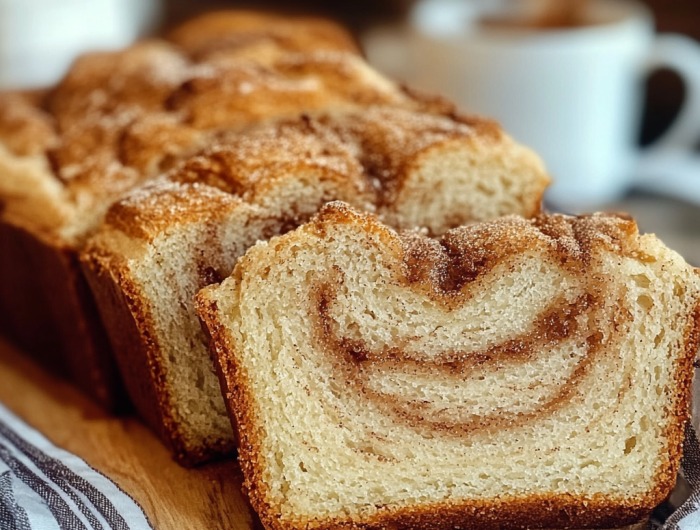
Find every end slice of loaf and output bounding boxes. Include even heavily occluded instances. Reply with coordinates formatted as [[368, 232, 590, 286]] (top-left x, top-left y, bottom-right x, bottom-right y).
[[196, 202, 700, 530], [81, 109, 548, 464]]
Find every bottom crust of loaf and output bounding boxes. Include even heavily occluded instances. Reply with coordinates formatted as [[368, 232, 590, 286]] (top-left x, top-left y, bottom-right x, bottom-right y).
[[551, 523, 647, 530], [0, 220, 128, 412]]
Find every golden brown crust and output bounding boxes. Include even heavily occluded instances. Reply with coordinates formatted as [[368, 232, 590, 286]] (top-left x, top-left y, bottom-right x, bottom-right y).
[[198, 204, 699, 530], [118, 113, 205, 177], [166, 10, 360, 62], [45, 41, 189, 131], [0, 7, 539, 250], [99, 118, 375, 243], [261, 496, 651, 530], [103, 179, 243, 242], [169, 119, 366, 196], [0, 7, 527, 250], [0, 92, 57, 157], [0, 10, 413, 244], [100, 108, 533, 245], [43, 42, 189, 187], [165, 52, 407, 131]]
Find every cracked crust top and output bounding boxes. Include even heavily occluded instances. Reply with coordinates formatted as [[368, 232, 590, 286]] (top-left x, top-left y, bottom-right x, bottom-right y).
[[96, 107, 547, 244]]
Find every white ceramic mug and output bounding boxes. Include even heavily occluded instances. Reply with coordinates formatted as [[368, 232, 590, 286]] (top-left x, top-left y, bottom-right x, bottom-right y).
[[365, 0, 700, 209], [0, 0, 162, 89]]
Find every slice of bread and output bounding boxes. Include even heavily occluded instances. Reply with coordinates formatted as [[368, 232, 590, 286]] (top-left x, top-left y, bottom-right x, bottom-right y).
[[196, 202, 700, 530], [81, 110, 549, 464]]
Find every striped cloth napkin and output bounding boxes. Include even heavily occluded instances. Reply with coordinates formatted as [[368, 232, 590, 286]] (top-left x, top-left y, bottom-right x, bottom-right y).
[[0, 403, 152, 530]]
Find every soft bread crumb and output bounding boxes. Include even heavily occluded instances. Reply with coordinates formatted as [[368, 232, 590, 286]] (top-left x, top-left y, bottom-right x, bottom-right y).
[[197, 202, 700, 530]]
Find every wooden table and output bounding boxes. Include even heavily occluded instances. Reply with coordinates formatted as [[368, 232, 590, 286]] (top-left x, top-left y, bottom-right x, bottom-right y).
[[0, 338, 258, 530]]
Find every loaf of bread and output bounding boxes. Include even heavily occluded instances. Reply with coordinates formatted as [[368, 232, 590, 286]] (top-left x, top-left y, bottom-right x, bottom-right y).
[[196, 202, 700, 530], [0, 11, 471, 409], [81, 109, 548, 464]]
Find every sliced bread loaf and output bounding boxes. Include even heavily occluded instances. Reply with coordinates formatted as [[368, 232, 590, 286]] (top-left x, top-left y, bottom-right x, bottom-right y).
[[196, 202, 700, 530], [81, 109, 549, 464]]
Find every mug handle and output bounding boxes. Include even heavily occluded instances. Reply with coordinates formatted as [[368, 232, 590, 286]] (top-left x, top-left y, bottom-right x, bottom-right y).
[[635, 34, 700, 202], [643, 34, 700, 152]]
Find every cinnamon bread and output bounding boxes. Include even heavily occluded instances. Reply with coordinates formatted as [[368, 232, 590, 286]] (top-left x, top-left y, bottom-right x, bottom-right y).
[[0, 11, 468, 409], [81, 109, 548, 464], [196, 202, 700, 530]]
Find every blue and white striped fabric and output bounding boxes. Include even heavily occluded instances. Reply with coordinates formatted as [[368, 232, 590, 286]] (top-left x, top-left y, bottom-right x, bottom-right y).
[[0, 403, 152, 530]]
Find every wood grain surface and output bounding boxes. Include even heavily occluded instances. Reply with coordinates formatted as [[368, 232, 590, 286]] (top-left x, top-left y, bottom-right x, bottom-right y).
[[0, 337, 258, 530]]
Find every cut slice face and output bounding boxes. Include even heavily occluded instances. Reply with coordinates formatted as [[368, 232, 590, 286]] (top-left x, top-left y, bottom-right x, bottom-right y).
[[197, 202, 700, 530]]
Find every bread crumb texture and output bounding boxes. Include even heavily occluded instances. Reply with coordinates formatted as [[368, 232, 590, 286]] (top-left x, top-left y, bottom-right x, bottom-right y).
[[197, 202, 700, 530]]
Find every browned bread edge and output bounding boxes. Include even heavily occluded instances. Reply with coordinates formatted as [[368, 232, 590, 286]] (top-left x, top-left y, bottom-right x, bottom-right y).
[[80, 245, 235, 466]]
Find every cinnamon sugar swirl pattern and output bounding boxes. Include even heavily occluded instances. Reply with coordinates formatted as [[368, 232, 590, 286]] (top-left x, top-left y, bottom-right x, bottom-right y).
[[197, 202, 700, 530]]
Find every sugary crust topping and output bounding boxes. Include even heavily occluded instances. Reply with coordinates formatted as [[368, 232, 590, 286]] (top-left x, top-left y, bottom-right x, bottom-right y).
[[166, 51, 410, 131], [46, 41, 190, 132], [104, 178, 241, 240], [273, 51, 404, 105], [0, 9, 544, 247], [0, 92, 58, 156], [530, 212, 639, 260], [119, 113, 205, 176], [101, 107, 515, 241], [48, 113, 135, 183], [167, 10, 360, 62], [101, 118, 373, 240], [315, 202, 640, 280], [171, 119, 366, 196], [0, 11, 421, 238], [325, 108, 499, 204]]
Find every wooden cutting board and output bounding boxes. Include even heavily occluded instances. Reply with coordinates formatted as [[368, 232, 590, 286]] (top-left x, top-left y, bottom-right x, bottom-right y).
[[0, 338, 258, 530]]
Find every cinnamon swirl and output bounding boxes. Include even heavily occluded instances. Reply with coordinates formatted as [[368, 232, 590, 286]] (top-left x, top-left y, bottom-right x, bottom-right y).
[[1, 10, 527, 411], [197, 202, 700, 530]]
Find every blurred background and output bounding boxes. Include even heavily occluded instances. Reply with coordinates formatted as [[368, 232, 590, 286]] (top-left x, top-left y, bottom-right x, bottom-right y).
[[0, 0, 698, 263], [164, 0, 698, 149], [166, 0, 700, 261]]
